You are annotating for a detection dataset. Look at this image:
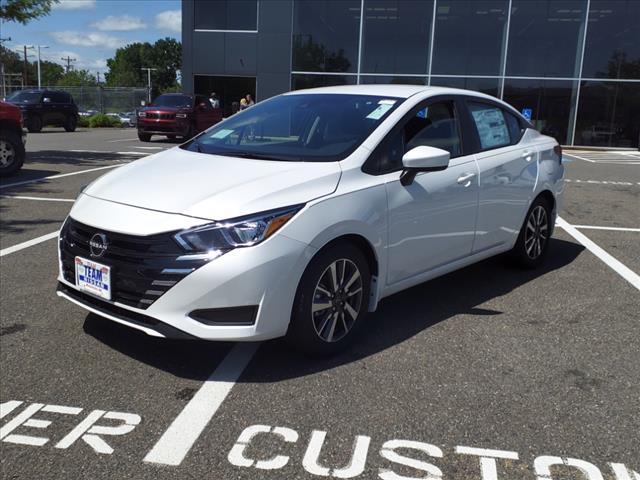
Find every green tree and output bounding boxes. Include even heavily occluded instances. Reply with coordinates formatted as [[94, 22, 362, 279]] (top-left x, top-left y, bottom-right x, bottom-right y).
[[0, 0, 58, 24], [57, 69, 97, 87], [105, 38, 181, 95], [39, 60, 64, 85]]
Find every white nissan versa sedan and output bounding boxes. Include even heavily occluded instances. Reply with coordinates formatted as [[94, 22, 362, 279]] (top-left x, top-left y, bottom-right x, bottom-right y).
[[57, 85, 564, 355]]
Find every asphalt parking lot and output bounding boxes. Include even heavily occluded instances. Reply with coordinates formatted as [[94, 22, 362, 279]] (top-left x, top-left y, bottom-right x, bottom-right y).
[[1, 128, 638, 479]]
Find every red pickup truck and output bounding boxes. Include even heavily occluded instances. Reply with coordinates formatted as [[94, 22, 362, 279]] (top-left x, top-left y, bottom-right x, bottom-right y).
[[137, 93, 222, 142], [0, 100, 27, 175]]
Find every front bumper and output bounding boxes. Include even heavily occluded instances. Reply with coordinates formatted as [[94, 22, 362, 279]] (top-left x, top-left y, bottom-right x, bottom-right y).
[[137, 119, 189, 136], [57, 199, 316, 341]]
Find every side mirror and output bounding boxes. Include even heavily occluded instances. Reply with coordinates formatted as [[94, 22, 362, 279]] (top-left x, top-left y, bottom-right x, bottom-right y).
[[400, 146, 450, 186]]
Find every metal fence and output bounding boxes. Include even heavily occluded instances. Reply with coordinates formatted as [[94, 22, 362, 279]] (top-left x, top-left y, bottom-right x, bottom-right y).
[[2, 84, 149, 114]]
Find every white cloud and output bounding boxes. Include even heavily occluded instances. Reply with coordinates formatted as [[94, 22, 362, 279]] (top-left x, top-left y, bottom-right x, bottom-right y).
[[91, 15, 147, 31], [53, 0, 96, 10], [51, 31, 126, 49], [155, 10, 181, 33]]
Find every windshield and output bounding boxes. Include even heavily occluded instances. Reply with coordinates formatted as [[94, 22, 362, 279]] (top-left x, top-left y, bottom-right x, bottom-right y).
[[182, 93, 403, 162], [151, 95, 192, 108], [7, 91, 42, 104]]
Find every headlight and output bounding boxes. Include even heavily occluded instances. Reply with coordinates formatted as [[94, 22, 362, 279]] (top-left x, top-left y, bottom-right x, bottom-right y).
[[176, 113, 187, 118], [137, 111, 146, 118], [174, 205, 304, 255]]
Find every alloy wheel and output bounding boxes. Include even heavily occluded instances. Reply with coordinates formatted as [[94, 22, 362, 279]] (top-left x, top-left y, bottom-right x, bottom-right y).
[[524, 205, 548, 259], [311, 258, 363, 343], [0, 140, 16, 168]]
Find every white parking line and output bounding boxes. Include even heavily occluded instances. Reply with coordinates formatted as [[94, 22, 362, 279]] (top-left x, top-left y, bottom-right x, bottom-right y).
[[0, 231, 59, 257], [557, 217, 640, 291], [115, 151, 148, 155], [144, 343, 260, 466], [573, 225, 640, 233], [0, 165, 123, 190], [1, 196, 76, 202], [133, 146, 163, 150], [106, 138, 139, 143]]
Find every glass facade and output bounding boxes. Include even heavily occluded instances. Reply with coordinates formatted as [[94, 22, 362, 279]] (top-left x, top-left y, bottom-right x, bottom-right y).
[[194, 0, 258, 31], [287, 0, 640, 147]]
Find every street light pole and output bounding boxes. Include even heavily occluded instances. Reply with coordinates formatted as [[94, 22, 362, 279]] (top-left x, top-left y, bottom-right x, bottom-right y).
[[140, 67, 158, 103], [28, 45, 49, 88]]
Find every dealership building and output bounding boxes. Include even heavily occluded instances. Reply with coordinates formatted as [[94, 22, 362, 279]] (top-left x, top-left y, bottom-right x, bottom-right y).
[[181, 0, 639, 148]]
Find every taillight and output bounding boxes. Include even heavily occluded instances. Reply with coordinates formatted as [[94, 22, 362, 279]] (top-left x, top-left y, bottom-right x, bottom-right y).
[[554, 145, 562, 164]]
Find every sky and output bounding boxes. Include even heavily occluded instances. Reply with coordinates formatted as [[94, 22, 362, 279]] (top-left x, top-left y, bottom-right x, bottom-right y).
[[2, 0, 181, 75]]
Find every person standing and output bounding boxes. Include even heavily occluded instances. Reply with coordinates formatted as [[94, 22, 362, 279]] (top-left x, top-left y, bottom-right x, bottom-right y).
[[239, 98, 248, 111], [245, 94, 255, 107], [209, 92, 220, 108]]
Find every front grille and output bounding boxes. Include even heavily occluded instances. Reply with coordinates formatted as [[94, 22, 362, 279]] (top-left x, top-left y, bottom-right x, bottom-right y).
[[145, 112, 175, 120], [59, 218, 207, 310]]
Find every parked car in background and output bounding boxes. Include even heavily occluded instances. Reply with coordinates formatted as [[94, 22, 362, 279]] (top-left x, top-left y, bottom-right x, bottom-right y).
[[6, 89, 79, 133], [79, 109, 99, 117], [0, 100, 27, 176], [136, 93, 222, 142], [57, 85, 564, 355]]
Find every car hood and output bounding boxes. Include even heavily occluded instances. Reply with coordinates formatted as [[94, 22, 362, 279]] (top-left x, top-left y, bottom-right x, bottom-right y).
[[84, 147, 342, 221]]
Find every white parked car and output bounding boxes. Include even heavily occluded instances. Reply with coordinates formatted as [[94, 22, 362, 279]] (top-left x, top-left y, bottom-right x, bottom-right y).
[[57, 85, 564, 355]]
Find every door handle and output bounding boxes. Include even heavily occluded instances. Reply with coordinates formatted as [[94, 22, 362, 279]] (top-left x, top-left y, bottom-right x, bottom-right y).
[[457, 172, 476, 186], [522, 150, 534, 161]]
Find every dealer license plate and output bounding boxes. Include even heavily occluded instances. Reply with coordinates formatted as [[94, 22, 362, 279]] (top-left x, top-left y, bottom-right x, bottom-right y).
[[75, 256, 111, 300]]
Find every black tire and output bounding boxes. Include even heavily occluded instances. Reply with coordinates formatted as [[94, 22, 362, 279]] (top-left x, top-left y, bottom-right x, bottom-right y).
[[138, 131, 151, 142], [511, 196, 553, 269], [286, 242, 371, 356], [27, 116, 42, 133], [0, 131, 26, 176], [64, 115, 77, 132]]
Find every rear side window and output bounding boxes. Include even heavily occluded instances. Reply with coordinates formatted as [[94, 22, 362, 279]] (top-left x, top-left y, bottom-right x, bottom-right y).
[[504, 111, 524, 144], [49, 92, 68, 103], [468, 102, 510, 150]]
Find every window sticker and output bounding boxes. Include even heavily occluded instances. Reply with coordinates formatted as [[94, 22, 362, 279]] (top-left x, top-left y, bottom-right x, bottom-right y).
[[471, 107, 509, 149], [366, 99, 397, 120], [211, 129, 234, 139]]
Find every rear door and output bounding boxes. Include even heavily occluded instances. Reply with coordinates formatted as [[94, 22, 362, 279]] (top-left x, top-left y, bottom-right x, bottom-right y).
[[465, 100, 538, 253]]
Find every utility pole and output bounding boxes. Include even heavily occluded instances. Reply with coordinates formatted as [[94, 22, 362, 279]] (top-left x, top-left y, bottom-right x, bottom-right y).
[[96, 71, 101, 84], [28, 45, 49, 88], [140, 67, 157, 103], [61, 55, 76, 73]]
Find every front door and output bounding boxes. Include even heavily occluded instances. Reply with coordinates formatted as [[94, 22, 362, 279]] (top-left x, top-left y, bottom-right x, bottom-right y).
[[383, 100, 480, 285]]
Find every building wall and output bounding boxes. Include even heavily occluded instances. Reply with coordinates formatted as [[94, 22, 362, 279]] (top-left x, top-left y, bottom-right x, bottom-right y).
[[183, 0, 640, 148]]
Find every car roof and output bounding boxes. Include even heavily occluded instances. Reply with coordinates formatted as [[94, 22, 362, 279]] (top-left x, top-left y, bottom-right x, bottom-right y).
[[284, 84, 498, 101]]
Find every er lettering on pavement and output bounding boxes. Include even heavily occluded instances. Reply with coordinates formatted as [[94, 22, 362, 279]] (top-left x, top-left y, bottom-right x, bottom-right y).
[[0, 400, 140, 455]]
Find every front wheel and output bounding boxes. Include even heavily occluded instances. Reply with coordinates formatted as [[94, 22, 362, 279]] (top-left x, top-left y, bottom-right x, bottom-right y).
[[286, 243, 371, 356], [28, 116, 42, 133], [511, 197, 552, 268], [138, 131, 151, 142]]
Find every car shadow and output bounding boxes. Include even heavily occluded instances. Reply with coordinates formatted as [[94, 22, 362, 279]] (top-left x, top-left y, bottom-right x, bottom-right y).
[[82, 237, 585, 381]]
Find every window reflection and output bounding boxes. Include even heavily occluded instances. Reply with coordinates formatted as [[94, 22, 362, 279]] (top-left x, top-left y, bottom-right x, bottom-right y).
[[194, 0, 257, 31], [582, 0, 640, 79], [360, 0, 433, 74], [430, 77, 500, 97], [291, 74, 357, 91], [506, 0, 586, 78], [503, 79, 577, 144], [360, 75, 427, 85], [575, 81, 640, 147], [292, 0, 360, 73], [431, 0, 508, 76]]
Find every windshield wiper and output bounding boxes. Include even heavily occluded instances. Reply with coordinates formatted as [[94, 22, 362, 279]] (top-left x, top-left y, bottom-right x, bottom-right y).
[[213, 151, 299, 161]]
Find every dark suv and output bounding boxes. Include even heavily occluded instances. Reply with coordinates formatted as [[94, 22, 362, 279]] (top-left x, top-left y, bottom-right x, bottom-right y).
[[6, 89, 79, 133], [137, 93, 222, 142]]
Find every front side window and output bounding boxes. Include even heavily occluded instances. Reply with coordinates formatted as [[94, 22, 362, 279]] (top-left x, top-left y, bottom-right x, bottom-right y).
[[183, 94, 402, 162], [194, 0, 257, 31], [369, 100, 462, 174], [468, 102, 510, 150]]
